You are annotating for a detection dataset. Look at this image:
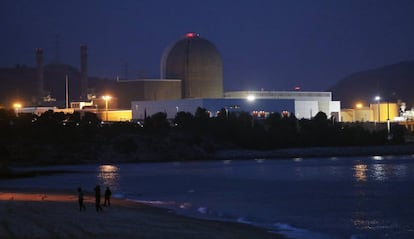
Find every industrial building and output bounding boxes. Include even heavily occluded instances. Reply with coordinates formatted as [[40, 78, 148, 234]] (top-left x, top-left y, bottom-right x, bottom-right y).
[[2, 32, 342, 122], [132, 91, 341, 120], [131, 33, 341, 121], [161, 32, 223, 99], [341, 102, 399, 122]]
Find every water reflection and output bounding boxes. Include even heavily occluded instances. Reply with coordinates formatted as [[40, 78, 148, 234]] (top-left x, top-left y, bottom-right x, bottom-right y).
[[394, 164, 407, 178], [352, 213, 396, 232], [354, 164, 368, 182], [352, 217, 387, 230], [371, 164, 388, 181], [97, 165, 120, 190], [354, 162, 408, 182]]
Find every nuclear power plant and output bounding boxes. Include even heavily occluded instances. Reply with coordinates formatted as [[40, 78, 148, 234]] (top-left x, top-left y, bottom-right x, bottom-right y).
[[161, 32, 223, 99], [0, 32, 343, 122], [130, 33, 341, 121], [114, 33, 224, 106]]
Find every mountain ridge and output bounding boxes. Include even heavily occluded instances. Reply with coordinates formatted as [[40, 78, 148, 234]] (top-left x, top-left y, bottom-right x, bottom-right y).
[[329, 60, 414, 108]]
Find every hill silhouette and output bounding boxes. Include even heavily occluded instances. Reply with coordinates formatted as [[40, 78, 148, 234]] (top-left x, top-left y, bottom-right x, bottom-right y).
[[329, 60, 414, 108]]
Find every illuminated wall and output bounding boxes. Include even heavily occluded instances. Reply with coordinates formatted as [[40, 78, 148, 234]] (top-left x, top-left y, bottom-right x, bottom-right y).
[[96, 110, 132, 122], [341, 109, 354, 122], [370, 103, 399, 122], [354, 107, 372, 122], [342, 103, 399, 122]]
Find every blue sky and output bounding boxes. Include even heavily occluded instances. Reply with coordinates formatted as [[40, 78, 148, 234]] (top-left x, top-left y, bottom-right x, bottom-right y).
[[1, 0, 413, 91]]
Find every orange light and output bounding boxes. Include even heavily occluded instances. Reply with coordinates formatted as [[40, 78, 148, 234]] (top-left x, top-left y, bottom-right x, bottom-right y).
[[13, 103, 22, 109], [102, 95, 111, 101], [356, 103, 363, 109]]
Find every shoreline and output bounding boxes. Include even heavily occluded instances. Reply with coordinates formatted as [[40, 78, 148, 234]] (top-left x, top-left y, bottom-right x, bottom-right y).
[[0, 191, 287, 239], [213, 144, 414, 160]]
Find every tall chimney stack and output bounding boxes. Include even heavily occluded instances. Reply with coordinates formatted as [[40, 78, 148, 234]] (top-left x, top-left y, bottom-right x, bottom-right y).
[[80, 44, 88, 100], [35, 48, 44, 105]]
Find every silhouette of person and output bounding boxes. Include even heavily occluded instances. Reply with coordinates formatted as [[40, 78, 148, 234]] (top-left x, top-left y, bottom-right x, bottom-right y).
[[77, 187, 86, 211], [104, 186, 112, 207], [94, 185, 103, 212]]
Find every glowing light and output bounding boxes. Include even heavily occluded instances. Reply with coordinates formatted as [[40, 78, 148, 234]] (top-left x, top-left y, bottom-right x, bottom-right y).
[[13, 103, 22, 109], [372, 155, 383, 161], [356, 103, 363, 109], [102, 95, 111, 101], [294, 85, 301, 91], [247, 95, 255, 102], [102, 95, 111, 121], [186, 32, 199, 38], [375, 96, 381, 101], [13, 103, 22, 117]]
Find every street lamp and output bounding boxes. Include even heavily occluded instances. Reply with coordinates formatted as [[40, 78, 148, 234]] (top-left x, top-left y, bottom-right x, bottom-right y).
[[247, 94, 255, 102], [375, 96, 381, 125], [387, 100, 391, 140], [13, 103, 22, 117], [102, 95, 111, 121]]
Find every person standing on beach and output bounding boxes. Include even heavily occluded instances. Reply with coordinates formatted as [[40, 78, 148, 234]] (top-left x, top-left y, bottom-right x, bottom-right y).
[[77, 187, 86, 211], [94, 185, 103, 212], [104, 186, 111, 207]]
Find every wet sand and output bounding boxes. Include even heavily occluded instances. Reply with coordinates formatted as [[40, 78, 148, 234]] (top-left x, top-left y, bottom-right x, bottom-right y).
[[0, 191, 287, 239]]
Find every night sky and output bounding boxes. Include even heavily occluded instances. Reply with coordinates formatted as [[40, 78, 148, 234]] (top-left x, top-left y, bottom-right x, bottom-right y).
[[1, 0, 414, 92]]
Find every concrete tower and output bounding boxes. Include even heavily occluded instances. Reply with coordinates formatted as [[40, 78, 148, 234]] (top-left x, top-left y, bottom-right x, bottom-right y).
[[80, 44, 88, 100], [35, 48, 44, 104], [161, 33, 223, 99]]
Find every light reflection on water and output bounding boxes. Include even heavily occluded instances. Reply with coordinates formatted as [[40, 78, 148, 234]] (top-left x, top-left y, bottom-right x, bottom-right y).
[[2, 155, 414, 238], [354, 164, 368, 182], [353, 159, 409, 182], [97, 165, 120, 190], [371, 164, 388, 181], [393, 164, 407, 178]]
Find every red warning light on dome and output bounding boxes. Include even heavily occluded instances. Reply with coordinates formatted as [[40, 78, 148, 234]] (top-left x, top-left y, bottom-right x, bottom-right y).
[[186, 32, 199, 38]]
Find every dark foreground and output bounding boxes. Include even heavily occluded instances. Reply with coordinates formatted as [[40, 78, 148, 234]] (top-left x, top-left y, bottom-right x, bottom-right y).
[[0, 191, 287, 239]]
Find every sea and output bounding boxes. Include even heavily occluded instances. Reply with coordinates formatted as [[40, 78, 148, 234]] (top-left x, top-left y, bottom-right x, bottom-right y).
[[1, 154, 414, 239]]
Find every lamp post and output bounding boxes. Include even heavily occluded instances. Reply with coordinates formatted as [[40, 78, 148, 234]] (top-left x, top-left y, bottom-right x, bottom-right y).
[[375, 96, 381, 126], [13, 103, 22, 117], [102, 95, 111, 121], [387, 100, 391, 140]]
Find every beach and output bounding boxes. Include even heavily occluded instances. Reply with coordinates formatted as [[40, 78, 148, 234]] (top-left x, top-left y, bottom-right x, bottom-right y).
[[0, 191, 287, 239]]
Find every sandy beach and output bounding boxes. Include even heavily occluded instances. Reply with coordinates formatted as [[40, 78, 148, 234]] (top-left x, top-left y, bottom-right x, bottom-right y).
[[0, 191, 287, 239]]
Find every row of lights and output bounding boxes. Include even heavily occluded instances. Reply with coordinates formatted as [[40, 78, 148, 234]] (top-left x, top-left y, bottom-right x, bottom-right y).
[[10, 95, 112, 119]]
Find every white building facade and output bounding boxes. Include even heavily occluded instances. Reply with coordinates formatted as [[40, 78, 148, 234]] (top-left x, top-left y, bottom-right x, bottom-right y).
[[131, 90, 341, 121]]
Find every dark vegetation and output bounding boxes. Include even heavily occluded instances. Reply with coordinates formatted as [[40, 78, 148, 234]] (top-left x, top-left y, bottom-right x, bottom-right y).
[[0, 107, 410, 174]]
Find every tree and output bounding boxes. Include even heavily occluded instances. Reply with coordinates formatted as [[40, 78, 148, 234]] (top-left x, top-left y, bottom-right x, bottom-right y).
[[173, 111, 194, 129], [144, 112, 170, 129], [81, 112, 100, 126]]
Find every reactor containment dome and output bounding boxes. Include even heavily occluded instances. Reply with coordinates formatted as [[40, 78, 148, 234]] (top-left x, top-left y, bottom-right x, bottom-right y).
[[161, 33, 223, 99]]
